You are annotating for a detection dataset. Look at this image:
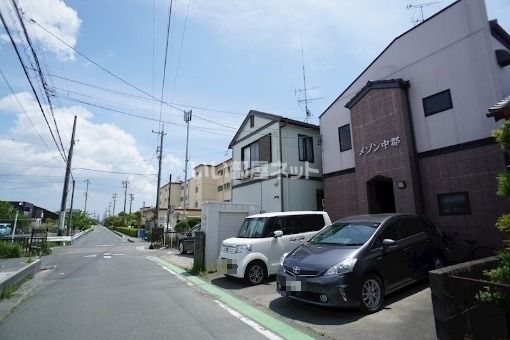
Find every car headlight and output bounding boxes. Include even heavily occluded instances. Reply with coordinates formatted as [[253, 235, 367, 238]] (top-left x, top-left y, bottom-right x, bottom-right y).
[[236, 244, 252, 253], [280, 252, 289, 267], [324, 258, 357, 276]]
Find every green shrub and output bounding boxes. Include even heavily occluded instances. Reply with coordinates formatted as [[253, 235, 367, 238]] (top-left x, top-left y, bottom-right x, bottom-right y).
[[174, 220, 189, 233], [187, 217, 201, 228], [497, 172, 510, 197], [0, 242, 22, 258], [493, 121, 510, 149], [113, 227, 137, 237]]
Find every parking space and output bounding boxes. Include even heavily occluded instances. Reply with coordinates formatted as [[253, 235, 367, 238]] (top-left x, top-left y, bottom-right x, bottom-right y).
[[159, 251, 436, 339]]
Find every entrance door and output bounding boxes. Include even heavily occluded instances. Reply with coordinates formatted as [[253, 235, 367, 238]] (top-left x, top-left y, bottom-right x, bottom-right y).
[[367, 176, 396, 214]]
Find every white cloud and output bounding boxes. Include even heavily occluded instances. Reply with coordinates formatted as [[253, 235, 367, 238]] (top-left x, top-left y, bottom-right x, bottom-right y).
[[0, 92, 184, 213], [0, 0, 81, 61]]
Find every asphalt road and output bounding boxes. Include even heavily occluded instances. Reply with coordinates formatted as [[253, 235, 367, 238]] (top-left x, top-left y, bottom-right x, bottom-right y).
[[0, 226, 282, 340]]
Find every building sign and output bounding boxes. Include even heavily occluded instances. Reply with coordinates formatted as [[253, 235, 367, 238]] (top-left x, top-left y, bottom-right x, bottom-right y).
[[359, 136, 400, 157]]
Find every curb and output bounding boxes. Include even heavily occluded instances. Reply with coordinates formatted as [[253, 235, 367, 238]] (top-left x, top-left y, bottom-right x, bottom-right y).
[[0, 259, 41, 296]]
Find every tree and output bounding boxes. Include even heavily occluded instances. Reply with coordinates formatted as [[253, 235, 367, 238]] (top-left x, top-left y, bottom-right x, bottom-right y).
[[480, 121, 510, 309]]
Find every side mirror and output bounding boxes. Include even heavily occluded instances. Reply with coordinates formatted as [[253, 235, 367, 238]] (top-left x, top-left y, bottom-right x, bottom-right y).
[[382, 239, 396, 250], [273, 230, 283, 238]]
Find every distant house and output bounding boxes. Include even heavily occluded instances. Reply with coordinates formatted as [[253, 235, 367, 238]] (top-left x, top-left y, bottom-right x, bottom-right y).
[[8, 201, 59, 224], [229, 110, 323, 213], [319, 0, 510, 249]]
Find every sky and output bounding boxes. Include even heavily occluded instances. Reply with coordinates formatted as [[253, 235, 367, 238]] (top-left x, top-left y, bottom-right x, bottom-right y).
[[0, 0, 509, 219]]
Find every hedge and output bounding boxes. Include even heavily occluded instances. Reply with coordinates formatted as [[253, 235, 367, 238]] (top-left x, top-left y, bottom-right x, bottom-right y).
[[113, 227, 137, 238], [0, 241, 22, 258]]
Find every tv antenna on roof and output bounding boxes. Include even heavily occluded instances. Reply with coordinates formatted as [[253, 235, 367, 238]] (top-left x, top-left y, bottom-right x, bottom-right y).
[[406, 2, 439, 26], [295, 33, 322, 123]]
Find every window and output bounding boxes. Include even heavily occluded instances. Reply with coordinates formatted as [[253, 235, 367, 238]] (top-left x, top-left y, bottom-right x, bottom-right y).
[[180, 197, 183, 202], [338, 124, 352, 152], [423, 89, 453, 116], [218, 170, 223, 176], [437, 192, 471, 215], [241, 134, 271, 169], [296, 214, 325, 233], [398, 218, 426, 238], [223, 182, 230, 190], [249, 115, 255, 128], [195, 187, 199, 193], [298, 135, 314, 162], [195, 202, 198, 208], [224, 199, 230, 202], [373, 223, 399, 248], [196, 172, 199, 177], [265, 216, 297, 237], [217, 185, 223, 192]]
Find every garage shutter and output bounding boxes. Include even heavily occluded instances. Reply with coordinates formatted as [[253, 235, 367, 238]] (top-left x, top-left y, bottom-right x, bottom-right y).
[[217, 212, 248, 255]]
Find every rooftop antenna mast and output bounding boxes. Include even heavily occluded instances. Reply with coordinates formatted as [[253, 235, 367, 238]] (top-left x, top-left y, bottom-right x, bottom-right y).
[[295, 33, 322, 122], [406, 2, 439, 26]]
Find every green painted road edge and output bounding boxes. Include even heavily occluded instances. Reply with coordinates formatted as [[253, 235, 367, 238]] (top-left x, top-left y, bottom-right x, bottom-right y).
[[147, 256, 314, 340]]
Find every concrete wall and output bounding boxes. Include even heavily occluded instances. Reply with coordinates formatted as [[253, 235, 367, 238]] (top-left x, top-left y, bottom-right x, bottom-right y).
[[201, 202, 259, 270], [232, 178, 281, 213], [320, 0, 506, 174]]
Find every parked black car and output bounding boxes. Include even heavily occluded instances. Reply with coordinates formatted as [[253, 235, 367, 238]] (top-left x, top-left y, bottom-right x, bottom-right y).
[[178, 224, 201, 254], [276, 213, 447, 313]]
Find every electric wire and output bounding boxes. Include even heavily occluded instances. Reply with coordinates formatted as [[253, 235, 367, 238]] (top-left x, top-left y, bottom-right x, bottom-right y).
[[11, 0, 67, 160], [0, 8, 67, 163]]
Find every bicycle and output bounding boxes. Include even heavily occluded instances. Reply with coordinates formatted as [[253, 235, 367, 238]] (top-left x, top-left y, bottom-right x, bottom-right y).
[[442, 231, 494, 262]]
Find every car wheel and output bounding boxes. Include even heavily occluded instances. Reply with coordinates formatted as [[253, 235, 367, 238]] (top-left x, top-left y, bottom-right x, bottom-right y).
[[178, 242, 186, 254], [244, 261, 266, 285], [359, 274, 384, 313]]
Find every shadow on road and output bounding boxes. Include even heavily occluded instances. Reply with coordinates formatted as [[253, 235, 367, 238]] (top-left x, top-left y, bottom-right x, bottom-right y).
[[267, 280, 430, 326], [210, 275, 276, 290]]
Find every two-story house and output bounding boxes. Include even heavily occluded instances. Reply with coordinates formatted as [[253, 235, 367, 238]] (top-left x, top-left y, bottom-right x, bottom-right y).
[[230, 110, 323, 212], [319, 0, 510, 249]]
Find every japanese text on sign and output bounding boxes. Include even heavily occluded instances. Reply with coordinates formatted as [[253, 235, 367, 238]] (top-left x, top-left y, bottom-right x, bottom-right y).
[[359, 136, 400, 157]]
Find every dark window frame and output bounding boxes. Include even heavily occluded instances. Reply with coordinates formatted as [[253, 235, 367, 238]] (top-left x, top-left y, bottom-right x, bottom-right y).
[[338, 124, 352, 152], [423, 89, 453, 116], [298, 134, 314, 162], [249, 115, 255, 128], [217, 185, 223, 192], [241, 134, 272, 170], [437, 191, 471, 215]]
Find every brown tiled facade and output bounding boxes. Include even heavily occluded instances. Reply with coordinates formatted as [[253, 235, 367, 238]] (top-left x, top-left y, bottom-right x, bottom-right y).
[[324, 80, 507, 249], [419, 141, 507, 248]]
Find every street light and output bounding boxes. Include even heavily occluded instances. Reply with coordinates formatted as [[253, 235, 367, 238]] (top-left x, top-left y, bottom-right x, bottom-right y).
[[11, 202, 22, 243]]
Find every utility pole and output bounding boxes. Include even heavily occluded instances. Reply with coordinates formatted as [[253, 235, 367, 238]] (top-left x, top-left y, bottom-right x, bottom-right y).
[[183, 110, 192, 218], [67, 179, 75, 236], [112, 193, 118, 216], [122, 180, 128, 214], [152, 125, 166, 231], [108, 201, 112, 216], [122, 179, 128, 225], [166, 173, 172, 230], [83, 179, 90, 215], [129, 193, 134, 214], [58, 115, 77, 236]]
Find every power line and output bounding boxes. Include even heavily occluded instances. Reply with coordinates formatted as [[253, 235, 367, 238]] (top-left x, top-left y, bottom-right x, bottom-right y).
[[11, 0, 67, 160], [30, 17, 186, 114], [72, 167, 157, 176], [0, 8, 66, 162], [0, 68, 56, 157], [157, 0, 174, 126]]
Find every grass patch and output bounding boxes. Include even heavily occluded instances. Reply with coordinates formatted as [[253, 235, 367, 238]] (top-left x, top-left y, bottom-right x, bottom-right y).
[[0, 242, 22, 259], [112, 227, 137, 238], [0, 274, 33, 300]]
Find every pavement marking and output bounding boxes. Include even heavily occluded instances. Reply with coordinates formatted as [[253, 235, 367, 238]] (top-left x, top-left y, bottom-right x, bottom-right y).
[[83, 255, 97, 258], [96, 244, 115, 247], [147, 256, 313, 340], [136, 245, 156, 252], [104, 256, 111, 259], [112, 254, 125, 256], [159, 266, 194, 286], [104, 253, 111, 256], [59, 273, 64, 275], [215, 300, 283, 340]]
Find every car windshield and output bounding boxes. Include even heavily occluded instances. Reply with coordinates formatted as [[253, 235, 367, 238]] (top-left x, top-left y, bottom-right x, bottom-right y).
[[309, 222, 378, 246], [237, 218, 267, 238]]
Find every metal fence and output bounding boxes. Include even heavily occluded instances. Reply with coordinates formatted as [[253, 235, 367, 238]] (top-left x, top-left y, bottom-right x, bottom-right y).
[[0, 228, 48, 255]]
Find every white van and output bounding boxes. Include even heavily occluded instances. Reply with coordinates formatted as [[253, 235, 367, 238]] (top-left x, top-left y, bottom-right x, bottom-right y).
[[217, 211, 331, 285]]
